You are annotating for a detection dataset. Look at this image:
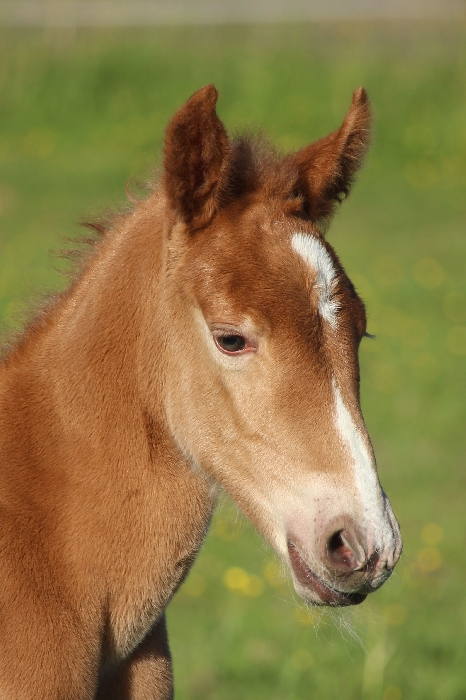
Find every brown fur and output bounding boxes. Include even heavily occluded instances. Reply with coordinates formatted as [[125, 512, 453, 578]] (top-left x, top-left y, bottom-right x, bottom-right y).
[[0, 85, 400, 698]]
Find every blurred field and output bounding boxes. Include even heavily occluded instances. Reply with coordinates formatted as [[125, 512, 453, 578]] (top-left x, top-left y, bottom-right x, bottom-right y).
[[0, 22, 465, 700]]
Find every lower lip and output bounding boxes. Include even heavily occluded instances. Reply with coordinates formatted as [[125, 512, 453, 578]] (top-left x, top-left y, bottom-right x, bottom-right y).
[[287, 542, 367, 606]]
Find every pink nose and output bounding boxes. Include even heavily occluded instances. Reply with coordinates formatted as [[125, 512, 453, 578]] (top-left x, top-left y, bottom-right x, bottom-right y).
[[325, 528, 369, 574], [322, 518, 388, 590]]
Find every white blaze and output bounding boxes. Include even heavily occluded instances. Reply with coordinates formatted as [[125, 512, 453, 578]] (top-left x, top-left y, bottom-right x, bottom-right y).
[[291, 232, 393, 552], [291, 232, 339, 326], [333, 382, 382, 527]]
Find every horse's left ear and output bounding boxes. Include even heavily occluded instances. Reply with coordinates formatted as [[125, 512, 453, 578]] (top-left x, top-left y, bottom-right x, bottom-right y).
[[292, 87, 371, 227], [163, 85, 230, 230]]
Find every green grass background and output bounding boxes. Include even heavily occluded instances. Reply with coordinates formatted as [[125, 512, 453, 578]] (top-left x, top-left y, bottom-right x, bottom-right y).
[[0, 21, 465, 700]]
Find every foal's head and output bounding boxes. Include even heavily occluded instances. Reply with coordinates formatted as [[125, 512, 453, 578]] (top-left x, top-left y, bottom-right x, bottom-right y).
[[159, 86, 401, 605]]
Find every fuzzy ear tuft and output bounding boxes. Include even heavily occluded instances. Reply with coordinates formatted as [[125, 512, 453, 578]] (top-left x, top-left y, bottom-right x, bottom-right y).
[[292, 87, 371, 227], [163, 85, 230, 230]]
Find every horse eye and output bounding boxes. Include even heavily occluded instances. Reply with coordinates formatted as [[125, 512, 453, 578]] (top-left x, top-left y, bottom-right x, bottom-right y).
[[215, 334, 247, 353]]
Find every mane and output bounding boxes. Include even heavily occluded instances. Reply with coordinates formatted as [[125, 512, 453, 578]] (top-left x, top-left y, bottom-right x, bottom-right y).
[[0, 205, 134, 364], [227, 133, 284, 196], [224, 133, 316, 225]]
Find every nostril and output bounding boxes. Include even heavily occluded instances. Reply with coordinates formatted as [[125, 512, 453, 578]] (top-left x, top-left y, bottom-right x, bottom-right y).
[[326, 530, 365, 574]]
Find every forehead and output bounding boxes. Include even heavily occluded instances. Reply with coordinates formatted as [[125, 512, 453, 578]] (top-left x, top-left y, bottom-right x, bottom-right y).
[[186, 200, 366, 336]]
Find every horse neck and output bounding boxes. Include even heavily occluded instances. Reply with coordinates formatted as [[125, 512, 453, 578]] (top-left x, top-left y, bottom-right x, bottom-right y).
[[4, 194, 172, 460], [0, 193, 215, 599]]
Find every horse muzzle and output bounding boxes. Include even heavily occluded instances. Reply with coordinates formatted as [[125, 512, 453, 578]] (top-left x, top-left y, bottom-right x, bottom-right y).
[[287, 507, 402, 606]]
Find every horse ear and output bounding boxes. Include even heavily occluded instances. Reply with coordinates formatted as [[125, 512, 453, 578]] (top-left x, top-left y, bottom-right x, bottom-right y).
[[292, 87, 371, 227], [163, 85, 230, 230]]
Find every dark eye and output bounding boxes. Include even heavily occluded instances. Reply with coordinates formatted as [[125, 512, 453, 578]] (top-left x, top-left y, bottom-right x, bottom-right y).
[[215, 334, 247, 353]]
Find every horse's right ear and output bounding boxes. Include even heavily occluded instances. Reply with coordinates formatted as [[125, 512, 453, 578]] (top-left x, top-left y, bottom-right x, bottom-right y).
[[163, 85, 230, 230]]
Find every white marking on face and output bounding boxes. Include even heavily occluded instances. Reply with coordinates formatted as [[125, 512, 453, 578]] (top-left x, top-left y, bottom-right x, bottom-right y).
[[291, 232, 339, 326], [333, 382, 383, 531]]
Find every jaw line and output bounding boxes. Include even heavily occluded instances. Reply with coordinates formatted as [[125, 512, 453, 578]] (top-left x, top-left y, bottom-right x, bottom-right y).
[[287, 542, 367, 607]]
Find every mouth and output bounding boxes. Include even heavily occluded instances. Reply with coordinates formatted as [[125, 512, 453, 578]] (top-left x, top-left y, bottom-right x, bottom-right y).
[[287, 542, 367, 607]]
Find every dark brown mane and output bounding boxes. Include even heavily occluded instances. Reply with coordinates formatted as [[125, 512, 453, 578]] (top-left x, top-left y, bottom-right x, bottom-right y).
[[225, 133, 284, 198]]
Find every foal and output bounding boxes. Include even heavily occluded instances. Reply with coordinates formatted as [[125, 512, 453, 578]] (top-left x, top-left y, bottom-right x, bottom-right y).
[[0, 85, 401, 698]]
